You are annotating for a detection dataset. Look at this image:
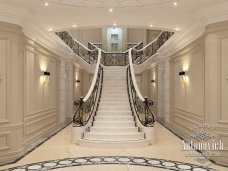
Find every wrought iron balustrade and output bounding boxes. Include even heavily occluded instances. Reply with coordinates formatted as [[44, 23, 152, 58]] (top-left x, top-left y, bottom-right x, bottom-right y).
[[127, 66, 155, 126], [132, 31, 174, 64], [56, 31, 98, 64], [73, 65, 103, 126], [101, 52, 128, 66]]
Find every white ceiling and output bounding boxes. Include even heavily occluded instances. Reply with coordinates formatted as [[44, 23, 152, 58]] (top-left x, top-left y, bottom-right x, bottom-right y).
[[0, 0, 227, 33], [45, 0, 176, 8]]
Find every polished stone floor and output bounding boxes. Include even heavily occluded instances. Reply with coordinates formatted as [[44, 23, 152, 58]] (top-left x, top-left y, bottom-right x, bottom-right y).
[[0, 123, 227, 171]]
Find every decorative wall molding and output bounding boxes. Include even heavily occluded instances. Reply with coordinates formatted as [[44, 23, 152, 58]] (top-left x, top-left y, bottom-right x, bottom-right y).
[[0, 132, 10, 151]]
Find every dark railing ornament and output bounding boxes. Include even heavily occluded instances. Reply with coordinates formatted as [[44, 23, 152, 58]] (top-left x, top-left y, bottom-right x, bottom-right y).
[[55, 31, 98, 64], [73, 97, 84, 126], [144, 97, 155, 126], [132, 31, 174, 64], [72, 65, 103, 127], [127, 67, 155, 127]]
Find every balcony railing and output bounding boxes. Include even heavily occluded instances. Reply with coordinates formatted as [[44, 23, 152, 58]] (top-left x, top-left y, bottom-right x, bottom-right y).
[[132, 31, 174, 64], [56, 31, 173, 66], [56, 31, 98, 64]]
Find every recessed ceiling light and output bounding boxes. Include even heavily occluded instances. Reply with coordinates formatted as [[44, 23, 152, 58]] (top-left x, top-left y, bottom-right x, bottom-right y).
[[175, 27, 180, 31], [173, 1, 178, 6], [73, 24, 77, 28], [150, 24, 154, 27], [44, 2, 49, 6], [113, 22, 117, 26], [48, 28, 53, 31], [109, 8, 113, 13]]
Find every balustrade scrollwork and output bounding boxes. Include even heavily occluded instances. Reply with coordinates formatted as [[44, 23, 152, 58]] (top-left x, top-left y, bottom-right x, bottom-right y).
[[56, 31, 173, 66], [56, 31, 98, 64], [73, 65, 103, 126], [127, 66, 155, 126], [132, 31, 174, 64]]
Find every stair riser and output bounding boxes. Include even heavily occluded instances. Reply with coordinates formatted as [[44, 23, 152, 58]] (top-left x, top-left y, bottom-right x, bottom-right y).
[[103, 85, 126, 88], [94, 117, 134, 121], [93, 122, 136, 127], [84, 134, 144, 141], [89, 127, 139, 133], [99, 107, 131, 111], [101, 94, 128, 98], [100, 99, 129, 103], [103, 87, 127, 91], [99, 102, 129, 106]]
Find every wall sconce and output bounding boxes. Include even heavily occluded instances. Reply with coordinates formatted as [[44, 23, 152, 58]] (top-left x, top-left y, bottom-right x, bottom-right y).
[[151, 80, 156, 85], [179, 71, 188, 81], [75, 79, 80, 86], [179, 71, 186, 76], [42, 71, 50, 86]]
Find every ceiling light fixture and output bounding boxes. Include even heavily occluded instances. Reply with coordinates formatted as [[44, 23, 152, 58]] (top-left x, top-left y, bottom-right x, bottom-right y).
[[44, 1, 49, 6], [109, 8, 113, 13], [150, 24, 154, 27], [73, 24, 77, 28], [48, 28, 53, 31], [113, 22, 117, 26], [173, 1, 178, 6], [175, 27, 180, 31]]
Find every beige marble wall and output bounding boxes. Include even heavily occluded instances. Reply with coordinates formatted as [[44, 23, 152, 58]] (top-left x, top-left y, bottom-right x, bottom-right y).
[[204, 21, 228, 165], [158, 21, 228, 166], [24, 39, 59, 144], [0, 21, 71, 165], [169, 37, 205, 138], [0, 22, 24, 165]]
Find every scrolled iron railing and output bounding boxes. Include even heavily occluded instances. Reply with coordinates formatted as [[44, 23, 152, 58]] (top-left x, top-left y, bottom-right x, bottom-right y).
[[127, 49, 155, 127], [73, 65, 103, 126], [127, 67, 155, 126], [56, 31, 98, 64], [132, 31, 174, 64], [88, 42, 143, 66], [73, 49, 103, 126]]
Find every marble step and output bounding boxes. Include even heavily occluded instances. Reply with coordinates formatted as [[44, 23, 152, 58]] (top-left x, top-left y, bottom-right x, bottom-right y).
[[78, 138, 151, 148], [103, 84, 126, 87], [89, 127, 139, 133], [100, 98, 129, 103], [101, 94, 128, 98], [99, 106, 131, 111], [84, 132, 145, 141], [94, 116, 134, 121], [99, 102, 129, 106], [93, 121, 136, 127], [102, 90, 127, 94], [96, 111, 132, 116], [103, 81, 126, 85], [103, 86, 126, 90], [103, 78, 126, 81]]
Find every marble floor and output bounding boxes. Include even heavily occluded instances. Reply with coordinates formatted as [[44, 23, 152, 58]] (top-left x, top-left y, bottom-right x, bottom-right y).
[[0, 123, 227, 171]]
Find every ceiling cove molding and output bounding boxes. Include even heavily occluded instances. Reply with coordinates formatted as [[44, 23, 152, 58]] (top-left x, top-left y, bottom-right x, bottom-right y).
[[22, 18, 72, 59], [0, 4, 72, 60], [155, 2, 228, 61]]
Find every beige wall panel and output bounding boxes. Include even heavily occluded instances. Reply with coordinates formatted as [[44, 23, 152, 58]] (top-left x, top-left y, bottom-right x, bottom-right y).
[[25, 47, 58, 140], [173, 47, 204, 116], [0, 133, 9, 150], [220, 38, 228, 121], [0, 37, 8, 122], [127, 28, 144, 43]]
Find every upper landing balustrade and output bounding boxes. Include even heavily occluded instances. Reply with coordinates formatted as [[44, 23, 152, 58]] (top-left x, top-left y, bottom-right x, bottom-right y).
[[55, 31, 174, 66]]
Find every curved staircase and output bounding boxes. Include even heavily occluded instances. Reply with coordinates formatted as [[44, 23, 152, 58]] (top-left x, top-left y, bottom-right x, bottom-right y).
[[78, 66, 151, 147]]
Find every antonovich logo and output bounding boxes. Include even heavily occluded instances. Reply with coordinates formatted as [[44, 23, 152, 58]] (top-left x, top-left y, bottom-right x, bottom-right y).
[[182, 123, 224, 166]]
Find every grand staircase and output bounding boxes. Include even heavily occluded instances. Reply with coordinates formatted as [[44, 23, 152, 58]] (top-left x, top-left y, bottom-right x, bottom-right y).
[[78, 66, 151, 147]]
